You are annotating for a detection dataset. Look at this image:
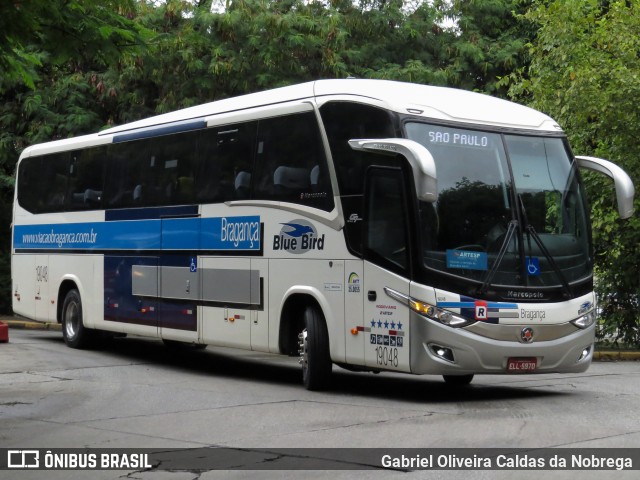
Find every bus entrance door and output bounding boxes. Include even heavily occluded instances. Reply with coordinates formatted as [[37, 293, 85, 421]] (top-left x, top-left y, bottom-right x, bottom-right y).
[[363, 263, 411, 373], [362, 166, 412, 372]]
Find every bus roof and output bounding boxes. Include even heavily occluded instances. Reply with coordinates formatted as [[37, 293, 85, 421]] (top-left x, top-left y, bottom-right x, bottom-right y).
[[315, 79, 561, 132], [101, 79, 561, 135], [20, 79, 562, 158]]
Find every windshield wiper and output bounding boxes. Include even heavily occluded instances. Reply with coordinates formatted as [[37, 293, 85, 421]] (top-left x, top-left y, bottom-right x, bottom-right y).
[[477, 219, 518, 296], [477, 196, 573, 299], [518, 194, 572, 299]]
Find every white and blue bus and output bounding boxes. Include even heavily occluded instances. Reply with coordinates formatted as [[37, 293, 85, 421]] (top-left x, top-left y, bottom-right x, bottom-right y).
[[12, 80, 635, 389]]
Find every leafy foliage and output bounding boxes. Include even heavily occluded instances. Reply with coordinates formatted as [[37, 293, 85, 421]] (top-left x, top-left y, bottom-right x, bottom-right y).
[[507, 0, 640, 345], [105, 0, 532, 115], [0, 0, 150, 313]]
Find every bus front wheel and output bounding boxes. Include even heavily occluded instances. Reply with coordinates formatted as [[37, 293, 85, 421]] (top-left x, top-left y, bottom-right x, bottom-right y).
[[62, 289, 93, 349], [298, 306, 332, 391]]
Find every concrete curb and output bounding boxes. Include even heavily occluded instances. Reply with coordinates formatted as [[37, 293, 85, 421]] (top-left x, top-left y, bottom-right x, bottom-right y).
[[0, 318, 62, 332], [1, 316, 639, 360], [592, 351, 640, 361]]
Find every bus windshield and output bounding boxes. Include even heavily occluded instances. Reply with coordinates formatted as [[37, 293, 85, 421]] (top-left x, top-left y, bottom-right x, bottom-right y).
[[405, 122, 592, 291]]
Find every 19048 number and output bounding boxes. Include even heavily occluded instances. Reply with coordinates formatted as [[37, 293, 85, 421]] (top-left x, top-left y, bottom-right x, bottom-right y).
[[36, 265, 48, 283], [375, 346, 398, 367]]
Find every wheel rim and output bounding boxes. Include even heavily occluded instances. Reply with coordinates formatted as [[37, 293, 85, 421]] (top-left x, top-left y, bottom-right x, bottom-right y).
[[298, 328, 309, 376], [64, 300, 79, 340]]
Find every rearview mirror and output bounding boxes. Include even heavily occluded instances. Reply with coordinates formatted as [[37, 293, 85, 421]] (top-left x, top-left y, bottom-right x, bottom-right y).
[[349, 138, 437, 202], [576, 156, 635, 219]]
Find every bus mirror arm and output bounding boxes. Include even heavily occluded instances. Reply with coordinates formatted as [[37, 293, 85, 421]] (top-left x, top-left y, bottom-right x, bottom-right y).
[[349, 138, 438, 202], [575, 155, 635, 219]]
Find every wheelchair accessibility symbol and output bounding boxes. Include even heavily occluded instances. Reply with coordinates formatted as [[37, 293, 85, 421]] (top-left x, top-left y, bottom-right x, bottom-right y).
[[189, 257, 197, 273], [526, 256, 540, 276]]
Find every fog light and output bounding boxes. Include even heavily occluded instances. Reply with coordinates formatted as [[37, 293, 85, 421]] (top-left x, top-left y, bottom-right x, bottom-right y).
[[429, 343, 455, 363], [577, 346, 591, 362]]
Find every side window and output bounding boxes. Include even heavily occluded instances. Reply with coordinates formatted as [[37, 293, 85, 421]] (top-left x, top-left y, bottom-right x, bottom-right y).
[[17, 156, 44, 213], [68, 148, 106, 211], [320, 102, 397, 254], [148, 131, 199, 206], [196, 122, 257, 203], [365, 167, 409, 274], [104, 141, 151, 209], [253, 112, 334, 211], [320, 102, 397, 196], [19, 150, 103, 213], [105, 130, 203, 209], [19, 153, 70, 213]]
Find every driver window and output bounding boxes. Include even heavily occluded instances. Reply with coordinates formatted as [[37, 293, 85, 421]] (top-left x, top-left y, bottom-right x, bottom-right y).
[[365, 167, 409, 273]]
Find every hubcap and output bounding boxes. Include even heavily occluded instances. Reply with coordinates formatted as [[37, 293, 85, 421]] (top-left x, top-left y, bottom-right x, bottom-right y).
[[65, 301, 79, 339], [298, 329, 308, 372]]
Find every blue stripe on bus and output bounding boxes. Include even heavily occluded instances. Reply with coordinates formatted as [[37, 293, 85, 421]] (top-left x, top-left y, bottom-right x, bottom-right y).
[[437, 301, 519, 309], [13, 215, 261, 251], [112, 119, 207, 143]]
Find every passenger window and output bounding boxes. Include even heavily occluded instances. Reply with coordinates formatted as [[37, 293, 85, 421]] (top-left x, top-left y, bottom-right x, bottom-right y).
[[196, 122, 257, 202], [68, 149, 106, 211], [104, 141, 151, 208], [19, 153, 70, 213], [253, 112, 334, 211], [17, 156, 43, 213], [148, 131, 199, 206]]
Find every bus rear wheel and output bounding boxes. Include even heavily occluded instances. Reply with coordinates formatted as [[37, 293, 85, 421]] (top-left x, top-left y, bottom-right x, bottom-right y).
[[62, 289, 93, 349], [298, 305, 331, 391]]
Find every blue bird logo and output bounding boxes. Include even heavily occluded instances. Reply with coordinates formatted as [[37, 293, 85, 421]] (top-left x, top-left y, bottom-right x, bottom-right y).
[[281, 223, 314, 237]]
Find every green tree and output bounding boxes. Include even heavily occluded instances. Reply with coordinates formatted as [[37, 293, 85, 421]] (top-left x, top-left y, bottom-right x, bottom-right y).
[[0, 0, 149, 313], [507, 0, 640, 345], [116, 0, 532, 111], [0, 0, 147, 92]]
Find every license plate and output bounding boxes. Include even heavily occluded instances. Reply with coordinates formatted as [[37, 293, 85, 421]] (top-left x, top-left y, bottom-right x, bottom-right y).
[[507, 357, 538, 372]]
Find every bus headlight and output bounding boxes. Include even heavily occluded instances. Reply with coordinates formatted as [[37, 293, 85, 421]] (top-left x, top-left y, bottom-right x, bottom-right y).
[[571, 309, 596, 329], [383, 287, 474, 328], [409, 298, 473, 328]]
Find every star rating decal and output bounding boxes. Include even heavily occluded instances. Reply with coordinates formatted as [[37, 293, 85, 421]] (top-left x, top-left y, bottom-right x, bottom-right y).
[[369, 319, 403, 331]]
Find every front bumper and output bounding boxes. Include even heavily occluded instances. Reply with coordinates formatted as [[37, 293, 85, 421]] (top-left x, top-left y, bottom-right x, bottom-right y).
[[409, 312, 595, 375]]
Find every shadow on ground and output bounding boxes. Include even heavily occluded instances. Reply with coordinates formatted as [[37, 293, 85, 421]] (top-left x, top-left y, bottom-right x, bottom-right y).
[[38, 333, 568, 405]]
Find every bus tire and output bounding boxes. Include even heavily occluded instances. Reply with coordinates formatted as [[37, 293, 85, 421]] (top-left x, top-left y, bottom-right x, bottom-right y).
[[298, 305, 332, 391], [61, 289, 93, 349], [443, 374, 474, 386]]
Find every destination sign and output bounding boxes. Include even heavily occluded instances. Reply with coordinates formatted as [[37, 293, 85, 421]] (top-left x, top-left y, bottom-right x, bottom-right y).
[[427, 130, 491, 148]]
